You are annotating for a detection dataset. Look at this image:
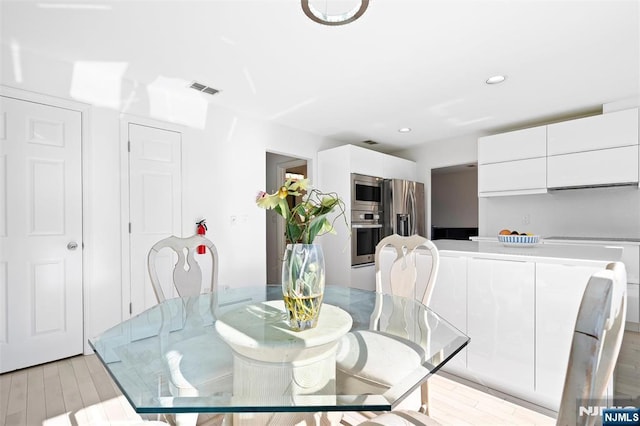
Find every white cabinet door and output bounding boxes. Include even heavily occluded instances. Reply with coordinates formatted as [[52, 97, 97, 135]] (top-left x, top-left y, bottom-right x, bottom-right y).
[[478, 157, 546, 196], [547, 145, 639, 188], [429, 256, 467, 373], [467, 258, 535, 391], [535, 263, 600, 411], [349, 145, 384, 177], [382, 155, 417, 181], [478, 126, 547, 164], [547, 108, 639, 155]]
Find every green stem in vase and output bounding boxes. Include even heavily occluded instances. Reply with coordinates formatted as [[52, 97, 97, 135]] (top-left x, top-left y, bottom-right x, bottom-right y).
[[284, 293, 323, 323]]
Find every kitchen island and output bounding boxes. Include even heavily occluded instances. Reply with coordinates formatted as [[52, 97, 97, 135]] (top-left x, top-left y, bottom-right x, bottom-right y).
[[429, 239, 623, 413]]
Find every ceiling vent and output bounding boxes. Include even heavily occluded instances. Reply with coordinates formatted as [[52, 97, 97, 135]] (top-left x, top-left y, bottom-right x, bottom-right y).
[[363, 140, 378, 145], [189, 81, 220, 96]]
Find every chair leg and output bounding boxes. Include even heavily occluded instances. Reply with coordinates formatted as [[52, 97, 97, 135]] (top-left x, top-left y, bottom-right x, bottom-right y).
[[419, 382, 430, 415]]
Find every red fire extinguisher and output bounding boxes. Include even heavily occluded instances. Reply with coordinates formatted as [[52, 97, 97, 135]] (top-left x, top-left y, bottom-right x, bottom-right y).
[[196, 219, 207, 254]]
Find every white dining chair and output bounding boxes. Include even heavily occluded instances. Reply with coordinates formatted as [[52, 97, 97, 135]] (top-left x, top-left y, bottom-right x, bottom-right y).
[[360, 261, 627, 426], [147, 234, 230, 426], [336, 234, 440, 415], [148, 234, 219, 303]]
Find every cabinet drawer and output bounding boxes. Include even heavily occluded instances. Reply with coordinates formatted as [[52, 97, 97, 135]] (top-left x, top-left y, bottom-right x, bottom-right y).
[[478, 126, 546, 164], [547, 145, 639, 188], [547, 108, 639, 155], [478, 157, 546, 196]]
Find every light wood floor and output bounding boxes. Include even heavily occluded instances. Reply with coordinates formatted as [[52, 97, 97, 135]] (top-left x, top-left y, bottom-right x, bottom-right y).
[[1, 331, 638, 426]]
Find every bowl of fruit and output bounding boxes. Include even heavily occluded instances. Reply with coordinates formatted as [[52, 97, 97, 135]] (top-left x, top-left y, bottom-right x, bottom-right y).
[[497, 229, 540, 247]]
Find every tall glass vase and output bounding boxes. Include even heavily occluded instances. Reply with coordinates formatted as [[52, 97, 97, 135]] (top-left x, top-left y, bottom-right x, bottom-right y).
[[281, 243, 325, 331]]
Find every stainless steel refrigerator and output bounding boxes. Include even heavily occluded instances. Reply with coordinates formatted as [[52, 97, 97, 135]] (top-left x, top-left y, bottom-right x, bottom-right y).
[[382, 179, 425, 237]]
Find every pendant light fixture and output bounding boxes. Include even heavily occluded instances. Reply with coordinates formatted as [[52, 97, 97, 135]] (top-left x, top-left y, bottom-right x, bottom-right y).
[[301, 0, 369, 26]]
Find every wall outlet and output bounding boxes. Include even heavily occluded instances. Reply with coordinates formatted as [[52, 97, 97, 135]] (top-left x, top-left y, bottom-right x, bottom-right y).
[[522, 214, 531, 225]]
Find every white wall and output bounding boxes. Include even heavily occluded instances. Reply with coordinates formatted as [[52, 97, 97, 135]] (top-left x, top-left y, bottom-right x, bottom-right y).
[[1, 45, 342, 349]]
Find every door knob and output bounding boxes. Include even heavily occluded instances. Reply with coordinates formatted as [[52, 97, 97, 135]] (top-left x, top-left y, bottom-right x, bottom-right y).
[[67, 241, 79, 251]]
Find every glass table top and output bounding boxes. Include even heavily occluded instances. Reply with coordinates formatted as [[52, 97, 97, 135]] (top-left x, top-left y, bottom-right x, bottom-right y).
[[89, 285, 469, 414]]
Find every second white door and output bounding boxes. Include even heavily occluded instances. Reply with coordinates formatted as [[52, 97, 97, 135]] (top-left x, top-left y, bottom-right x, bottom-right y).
[[127, 123, 182, 316]]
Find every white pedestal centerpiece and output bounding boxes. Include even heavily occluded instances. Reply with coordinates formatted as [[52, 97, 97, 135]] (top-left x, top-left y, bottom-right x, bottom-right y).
[[215, 300, 352, 425]]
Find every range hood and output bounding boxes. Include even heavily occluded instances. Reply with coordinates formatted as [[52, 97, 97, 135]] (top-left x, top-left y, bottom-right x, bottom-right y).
[[547, 181, 639, 191]]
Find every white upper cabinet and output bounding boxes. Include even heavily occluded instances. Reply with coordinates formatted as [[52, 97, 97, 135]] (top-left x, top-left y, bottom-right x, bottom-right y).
[[349, 145, 385, 177], [382, 154, 417, 181], [479, 158, 547, 195], [547, 108, 639, 155], [547, 108, 639, 188], [477, 126, 547, 197], [479, 108, 640, 195], [478, 126, 547, 164], [547, 145, 639, 188], [332, 144, 417, 181]]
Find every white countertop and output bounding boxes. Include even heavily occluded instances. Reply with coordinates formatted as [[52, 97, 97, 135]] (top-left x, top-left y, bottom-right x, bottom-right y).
[[471, 236, 640, 246], [434, 239, 623, 265], [544, 236, 640, 245]]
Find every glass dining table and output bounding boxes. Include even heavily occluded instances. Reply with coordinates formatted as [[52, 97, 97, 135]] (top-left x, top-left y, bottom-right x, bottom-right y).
[[89, 285, 469, 418]]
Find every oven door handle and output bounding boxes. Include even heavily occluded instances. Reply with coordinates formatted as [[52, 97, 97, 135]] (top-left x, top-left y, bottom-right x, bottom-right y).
[[351, 224, 383, 229]]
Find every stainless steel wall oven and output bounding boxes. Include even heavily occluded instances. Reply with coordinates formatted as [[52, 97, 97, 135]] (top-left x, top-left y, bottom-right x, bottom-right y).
[[351, 209, 383, 266]]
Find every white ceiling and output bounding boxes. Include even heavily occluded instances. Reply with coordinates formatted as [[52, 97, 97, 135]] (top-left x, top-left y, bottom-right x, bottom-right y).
[[2, 0, 639, 152]]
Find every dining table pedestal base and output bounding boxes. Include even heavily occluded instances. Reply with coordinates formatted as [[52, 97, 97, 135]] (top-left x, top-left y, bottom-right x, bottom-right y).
[[215, 301, 353, 425]]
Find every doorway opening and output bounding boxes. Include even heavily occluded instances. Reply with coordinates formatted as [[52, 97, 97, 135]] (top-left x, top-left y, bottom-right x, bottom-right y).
[[430, 163, 479, 240], [265, 152, 308, 284]]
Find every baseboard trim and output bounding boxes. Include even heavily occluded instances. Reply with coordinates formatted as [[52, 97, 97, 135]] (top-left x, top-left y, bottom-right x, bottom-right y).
[[625, 321, 640, 332], [436, 370, 558, 419]]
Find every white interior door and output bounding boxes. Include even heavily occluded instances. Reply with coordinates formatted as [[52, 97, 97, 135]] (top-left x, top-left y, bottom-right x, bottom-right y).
[[128, 123, 182, 316], [0, 95, 83, 373]]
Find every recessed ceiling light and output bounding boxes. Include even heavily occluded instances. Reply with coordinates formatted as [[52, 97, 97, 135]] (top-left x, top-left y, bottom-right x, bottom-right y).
[[486, 75, 506, 85], [398, 127, 412, 133]]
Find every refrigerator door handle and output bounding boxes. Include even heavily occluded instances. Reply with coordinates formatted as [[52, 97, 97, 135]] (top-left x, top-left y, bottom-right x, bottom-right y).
[[409, 185, 417, 235]]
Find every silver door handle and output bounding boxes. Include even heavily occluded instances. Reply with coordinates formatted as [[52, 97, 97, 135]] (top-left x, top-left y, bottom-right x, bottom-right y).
[[67, 241, 78, 250]]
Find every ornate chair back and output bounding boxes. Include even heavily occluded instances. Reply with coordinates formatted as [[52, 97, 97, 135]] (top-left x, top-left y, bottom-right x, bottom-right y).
[[372, 234, 440, 331], [147, 234, 218, 303]]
